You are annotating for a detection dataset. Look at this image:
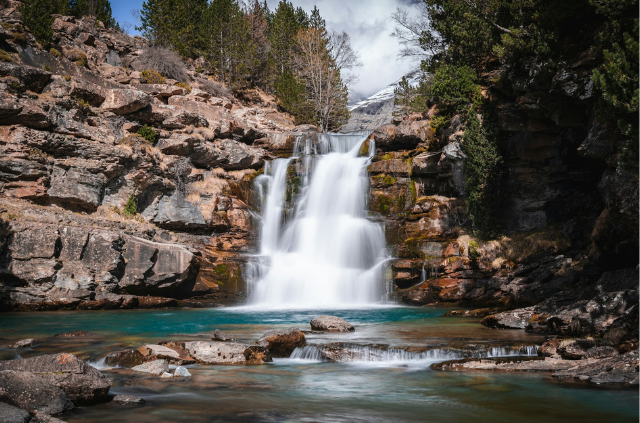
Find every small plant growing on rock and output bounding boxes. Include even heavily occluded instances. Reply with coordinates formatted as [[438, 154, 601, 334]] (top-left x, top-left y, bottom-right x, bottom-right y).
[[50, 48, 61, 58], [75, 98, 92, 114], [176, 82, 191, 93], [12, 32, 26, 43], [44, 63, 51, 72], [64, 75, 71, 82], [75, 54, 88, 68], [7, 80, 23, 94], [140, 69, 166, 84], [137, 125, 157, 144], [0, 49, 13, 62], [1, 22, 14, 31], [124, 194, 137, 216]]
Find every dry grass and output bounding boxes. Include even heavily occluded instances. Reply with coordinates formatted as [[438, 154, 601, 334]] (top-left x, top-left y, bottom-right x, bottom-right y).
[[187, 175, 230, 222]]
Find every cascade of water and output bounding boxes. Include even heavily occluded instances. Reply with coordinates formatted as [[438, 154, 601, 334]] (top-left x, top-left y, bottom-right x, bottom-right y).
[[247, 132, 389, 308]]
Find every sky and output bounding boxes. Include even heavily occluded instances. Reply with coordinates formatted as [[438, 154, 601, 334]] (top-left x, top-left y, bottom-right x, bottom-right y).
[[111, 0, 421, 102]]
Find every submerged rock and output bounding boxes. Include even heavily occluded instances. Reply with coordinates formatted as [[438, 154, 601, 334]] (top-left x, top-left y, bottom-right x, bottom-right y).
[[310, 315, 355, 332], [131, 360, 169, 376], [54, 331, 99, 338], [9, 339, 34, 348], [112, 395, 145, 405], [0, 354, 111, 404], [257, 328, 306, 358], [212, 329, 231, 341]]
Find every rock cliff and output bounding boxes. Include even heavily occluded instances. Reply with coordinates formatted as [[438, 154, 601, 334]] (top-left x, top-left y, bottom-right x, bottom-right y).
[[0, 7, 311, 310]]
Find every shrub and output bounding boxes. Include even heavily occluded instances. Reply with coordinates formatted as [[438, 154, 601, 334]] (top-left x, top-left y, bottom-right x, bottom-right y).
[[12, 32, 26, 43], [176, 82, 191, 93], [0, 49, 13, 62], [50, 48, 61, 58], [430, 64, 481, 115], [75, 54, 88, 68], [463, 107, 503, 238], [124, 194, 137, 216], [201, 79, 233, 100], [137, 125, 157, 144], [429, 115, 449, 133], [136, 46, 187, 82], [64, 75, 71, 82], [44, 63, 51, 72], [140, 69, 166, 84]]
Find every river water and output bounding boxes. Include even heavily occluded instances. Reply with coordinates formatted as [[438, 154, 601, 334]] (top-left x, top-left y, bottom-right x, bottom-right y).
[[0, 307, 637, 423]]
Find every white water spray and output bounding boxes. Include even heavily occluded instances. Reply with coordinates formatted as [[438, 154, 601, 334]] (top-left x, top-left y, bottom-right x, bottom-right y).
[[247, 133, 390, 308]]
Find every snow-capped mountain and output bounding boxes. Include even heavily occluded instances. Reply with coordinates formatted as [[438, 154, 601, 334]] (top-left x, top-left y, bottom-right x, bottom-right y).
[[342, 70, 421, 132]]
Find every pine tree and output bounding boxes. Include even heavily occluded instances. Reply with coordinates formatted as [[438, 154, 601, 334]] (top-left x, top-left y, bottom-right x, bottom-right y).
[[68, 0, 117, 28], [20, 0, 67, 43]]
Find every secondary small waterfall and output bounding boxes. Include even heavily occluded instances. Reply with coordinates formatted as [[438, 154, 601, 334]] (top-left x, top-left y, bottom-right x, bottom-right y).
[[246, 132, 390, 308]]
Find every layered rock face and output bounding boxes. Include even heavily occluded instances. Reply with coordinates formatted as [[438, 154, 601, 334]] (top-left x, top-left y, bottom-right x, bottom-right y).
[[371, 57, 638, 339], [0, 9, 313, 310]]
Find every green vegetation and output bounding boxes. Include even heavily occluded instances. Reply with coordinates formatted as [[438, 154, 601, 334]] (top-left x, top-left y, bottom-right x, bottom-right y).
[[137, 125, 157, 144], [140, 69, 166, 84], [0, 49, 13, 63], [463, 107, 503, 238], [136, 0, 357, 131], [176, 82, 191, 93], [124, 194, 137, 216], [20, 0, 117, 43], [44, 64, 51, 71], [50, 48, 61, 58]]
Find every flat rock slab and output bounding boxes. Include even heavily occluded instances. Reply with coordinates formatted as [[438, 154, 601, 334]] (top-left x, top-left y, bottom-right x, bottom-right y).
[[433, 357, 575, 372], [0, 370, 73, 415], [553, 350, 639, 385], [0, 401, 31, 423], [0, 354, 112, 404], [310, 315, 355, 332], [183, 341, 247, 364], [131, 359, 169, 375]]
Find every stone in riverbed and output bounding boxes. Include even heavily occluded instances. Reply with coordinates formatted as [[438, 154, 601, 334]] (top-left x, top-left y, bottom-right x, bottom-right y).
[[480, 307, 535, 329], [0, 402, 31, 423], [9, 339, 34, 348], [243, 345, 273, 364], [310, 315, 355, 332], [257, 328, 306, 357], [183, 341, 247, 364], [131, 359, 169, 376], [212, 329, 231, 341], [173, 366, 191, 377], [103, 349, 145, 368], [112, 395, 145, 405], [0, 370, 73, 415], [0, 354, 111, 405], [54, 331, 99, 338]]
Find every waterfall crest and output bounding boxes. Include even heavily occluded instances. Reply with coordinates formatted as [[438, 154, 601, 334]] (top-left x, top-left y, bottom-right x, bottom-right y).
[[247, 132, 390, 308]]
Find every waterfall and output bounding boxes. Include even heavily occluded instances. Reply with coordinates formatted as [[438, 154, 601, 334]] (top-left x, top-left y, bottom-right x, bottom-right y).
[[247, 132, 389, 308]]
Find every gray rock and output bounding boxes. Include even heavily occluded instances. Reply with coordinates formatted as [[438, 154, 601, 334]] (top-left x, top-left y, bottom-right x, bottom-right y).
[[101, 89, 151, 115], [0, 62, 52, 92], [173, 367, 191, 377], [0, 370, 73, 415], [310, 315, 354, 332], [131, 359, 169, 375], [212, 329, 230, 341], [481, 307, 536, 329], [10, 339, 34, 348], [112, 395, 145, 405], [191, 139, 268, 171], [70, 79, 105, 106], [151, 194, 207, 231], [0, 353, 112, 405], [183, 341, 247, 364], [0, 402, 31, 423], [47, 165, 106, 211]]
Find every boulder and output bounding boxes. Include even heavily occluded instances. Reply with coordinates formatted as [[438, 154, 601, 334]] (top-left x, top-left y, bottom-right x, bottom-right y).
[[243, 345, 273, 364], [101, 89, 151, 115], [0, 354, 112, 404], [257, 328, 305, 357], [70, 80, 105, 106], [47, 166, 106, 211], [131, 359, 169, 376], [0, 62, 52, 92], [212, 329, 231, 341], [182, 341, 247, 364], [103, 349, 145, 368], [190, 139, 268, 170], [0, 402, 31, 423], [0, 370, 73, 415], [112, 395, 145, 405], [480, 307, 536, 329], [310, 315, 355, 332], [0, 98, 51, 129]]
